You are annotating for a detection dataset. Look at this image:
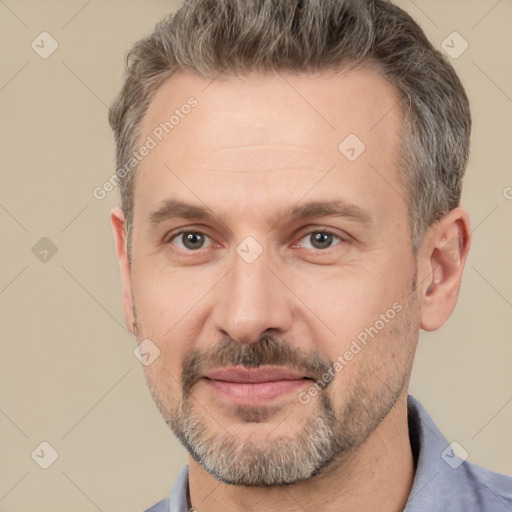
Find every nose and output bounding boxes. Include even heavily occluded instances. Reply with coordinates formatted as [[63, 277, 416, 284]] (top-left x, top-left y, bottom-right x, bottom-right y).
[[212, 247, 293, 344]]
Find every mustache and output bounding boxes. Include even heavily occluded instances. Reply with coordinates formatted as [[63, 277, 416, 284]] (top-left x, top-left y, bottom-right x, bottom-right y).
[[181, 335, 334, 394]]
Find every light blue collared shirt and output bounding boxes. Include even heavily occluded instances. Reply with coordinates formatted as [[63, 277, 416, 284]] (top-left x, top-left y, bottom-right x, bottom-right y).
[[144, 395, 512, 511]]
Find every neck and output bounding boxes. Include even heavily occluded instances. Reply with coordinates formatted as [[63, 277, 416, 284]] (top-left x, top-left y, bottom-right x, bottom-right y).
[[188, 392, 414, 512]]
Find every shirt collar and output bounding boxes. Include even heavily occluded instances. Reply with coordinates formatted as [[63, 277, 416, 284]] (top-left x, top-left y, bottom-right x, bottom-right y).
[[168, 464, 189, 512]]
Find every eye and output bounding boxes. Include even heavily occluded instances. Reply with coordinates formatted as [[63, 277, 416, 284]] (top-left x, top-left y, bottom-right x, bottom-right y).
[[298, 231, 342, 250], [170, 231, 213, 251]]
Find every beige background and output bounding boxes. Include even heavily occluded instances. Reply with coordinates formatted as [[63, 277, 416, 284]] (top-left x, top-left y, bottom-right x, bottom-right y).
[[1, 0, 511, 510]]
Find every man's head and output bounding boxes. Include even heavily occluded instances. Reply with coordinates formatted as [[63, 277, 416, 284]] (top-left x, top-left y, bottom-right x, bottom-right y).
[[109, 0, 471, 259], [109, 0, 471, 488]]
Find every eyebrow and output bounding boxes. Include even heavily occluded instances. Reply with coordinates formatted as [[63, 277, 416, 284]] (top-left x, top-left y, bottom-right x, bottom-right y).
[[148, 198, 373, 227]]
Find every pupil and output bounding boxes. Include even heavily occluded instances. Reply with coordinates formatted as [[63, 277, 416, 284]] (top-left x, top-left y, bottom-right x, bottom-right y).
[[311, 232, 332, 249], [184, 232, 204, 249]]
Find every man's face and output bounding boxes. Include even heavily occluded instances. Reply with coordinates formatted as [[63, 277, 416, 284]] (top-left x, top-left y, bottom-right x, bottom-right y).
[[124, 67, 420, 485]]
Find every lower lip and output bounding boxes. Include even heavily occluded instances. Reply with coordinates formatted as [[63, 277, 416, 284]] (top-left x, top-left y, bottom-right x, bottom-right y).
[[203, 378, 310, 404]]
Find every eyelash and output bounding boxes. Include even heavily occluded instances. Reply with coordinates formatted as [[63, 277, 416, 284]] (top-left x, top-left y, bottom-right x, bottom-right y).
[[166, 230, 218, 251], [294, 231, 343, 250], [165, 228, 345, 253]]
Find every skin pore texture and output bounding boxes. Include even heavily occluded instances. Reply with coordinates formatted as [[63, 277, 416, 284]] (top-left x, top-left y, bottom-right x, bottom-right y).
[[111, 67, 471, 512]]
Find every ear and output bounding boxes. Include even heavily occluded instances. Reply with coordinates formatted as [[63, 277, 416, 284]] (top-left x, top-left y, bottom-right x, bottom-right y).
[[110, 207, 136, 335], [417, 207, 471, 332]]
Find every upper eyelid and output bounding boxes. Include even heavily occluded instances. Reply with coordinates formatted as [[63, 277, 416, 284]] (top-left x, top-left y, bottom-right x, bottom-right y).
[[165, 226, 343, 238], [294, 227, 349, 243], [164, 226, 214, 242], [297, 228, 341, 238]]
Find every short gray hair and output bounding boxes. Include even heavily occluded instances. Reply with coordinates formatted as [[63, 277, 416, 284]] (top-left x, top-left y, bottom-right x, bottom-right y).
[[109, 0, 471, 258]]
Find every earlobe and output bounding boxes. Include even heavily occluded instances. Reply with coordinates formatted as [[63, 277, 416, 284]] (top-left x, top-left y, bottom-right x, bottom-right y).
[[419, 208, 471, 332], [110, 207, 136, 335]]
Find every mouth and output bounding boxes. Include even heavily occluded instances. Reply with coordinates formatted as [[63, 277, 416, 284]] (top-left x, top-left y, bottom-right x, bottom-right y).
[[201, 366, 312, 404]]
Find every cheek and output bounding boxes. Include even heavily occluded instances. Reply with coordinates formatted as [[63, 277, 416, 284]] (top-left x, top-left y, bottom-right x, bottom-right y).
[[131, 265, 206, 330], [293, 263, 411, 356], [325, 301, 417, 400], [131, 285, 184, 379], [293, 269, 384, 328]]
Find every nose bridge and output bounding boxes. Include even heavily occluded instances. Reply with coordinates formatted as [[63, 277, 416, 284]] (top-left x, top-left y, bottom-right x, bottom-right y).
[[231, 251, 269, 307], [214, 245, 292, 343]]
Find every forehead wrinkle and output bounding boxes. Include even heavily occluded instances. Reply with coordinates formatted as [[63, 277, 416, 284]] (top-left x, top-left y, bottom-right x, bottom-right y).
[[169, 167, 330, 175]]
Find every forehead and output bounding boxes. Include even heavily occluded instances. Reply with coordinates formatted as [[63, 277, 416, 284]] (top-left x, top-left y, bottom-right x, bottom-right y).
[[133, 66, 406, 228], [140, 66, 402, 154]]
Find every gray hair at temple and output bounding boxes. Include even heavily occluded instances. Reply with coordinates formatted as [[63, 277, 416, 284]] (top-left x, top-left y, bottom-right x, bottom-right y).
[[108, 0, 471, 260]]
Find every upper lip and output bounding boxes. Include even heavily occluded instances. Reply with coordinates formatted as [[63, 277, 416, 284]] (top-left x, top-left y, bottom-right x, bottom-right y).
[[203, 366, 309, 383]]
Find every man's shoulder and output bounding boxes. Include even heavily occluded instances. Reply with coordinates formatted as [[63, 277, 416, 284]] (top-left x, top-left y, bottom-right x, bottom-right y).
[[406, 395, 512, 511], [461, 459, 512, 508], [142, 498, 169, 512]]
